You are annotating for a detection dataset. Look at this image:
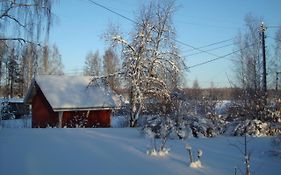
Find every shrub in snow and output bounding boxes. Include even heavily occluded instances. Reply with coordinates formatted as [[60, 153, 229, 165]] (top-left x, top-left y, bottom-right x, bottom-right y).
[[159, 117, 174, 151], [179, 114, 225, 138], [67, 114, 88, 128], [223, 119, 281, 136], [142, 116, 173, 156], [0, 100, 15, 120]]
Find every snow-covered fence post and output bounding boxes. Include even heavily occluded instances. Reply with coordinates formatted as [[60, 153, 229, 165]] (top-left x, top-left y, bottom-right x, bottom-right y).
[[245, 154, 250, 175], [185, 144, 193, 163], [185, 144, 204, 168], [244, 129, 251, 175], [197, 149, 203, 161]]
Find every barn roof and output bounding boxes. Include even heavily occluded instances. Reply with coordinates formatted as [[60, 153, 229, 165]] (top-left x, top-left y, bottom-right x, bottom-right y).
[[24, 75, 116, 111]]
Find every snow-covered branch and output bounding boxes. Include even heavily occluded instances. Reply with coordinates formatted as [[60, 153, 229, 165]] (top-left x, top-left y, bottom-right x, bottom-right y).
[[112, 36, 136, 53], [88, 71, 124, 87]]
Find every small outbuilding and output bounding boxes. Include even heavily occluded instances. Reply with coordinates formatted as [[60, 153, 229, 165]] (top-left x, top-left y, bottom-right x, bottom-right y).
[[24, 75, 116, 128]]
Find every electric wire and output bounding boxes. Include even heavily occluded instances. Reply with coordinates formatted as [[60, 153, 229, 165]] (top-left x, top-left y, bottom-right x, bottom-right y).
[[87, 0, 137, 24], [187, 42, 258, 69], [185, 42, 234, 57], [187, 38, 234, 51], [193, 38, 234, 50], [86, 0, 221, 58], [174, 39, 219, 57], [86, 0, 262, 70]]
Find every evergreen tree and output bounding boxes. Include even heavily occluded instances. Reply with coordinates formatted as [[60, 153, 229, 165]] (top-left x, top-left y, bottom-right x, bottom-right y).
[[7, 47, 21, 97]]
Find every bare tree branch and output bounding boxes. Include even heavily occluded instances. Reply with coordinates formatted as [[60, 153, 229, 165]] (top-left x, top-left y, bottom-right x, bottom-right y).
[[0, 37, 40, 45]]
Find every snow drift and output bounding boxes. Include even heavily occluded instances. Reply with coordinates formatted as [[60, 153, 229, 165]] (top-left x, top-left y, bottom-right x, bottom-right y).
[[0, 128, 280, 175]]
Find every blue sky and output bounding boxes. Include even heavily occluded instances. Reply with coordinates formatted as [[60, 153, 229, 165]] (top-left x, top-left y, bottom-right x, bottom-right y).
[[49, 0, 281, 88]]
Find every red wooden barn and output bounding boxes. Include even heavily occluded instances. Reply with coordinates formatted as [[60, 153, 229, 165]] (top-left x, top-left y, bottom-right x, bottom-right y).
[[24, 75, 116, 128]]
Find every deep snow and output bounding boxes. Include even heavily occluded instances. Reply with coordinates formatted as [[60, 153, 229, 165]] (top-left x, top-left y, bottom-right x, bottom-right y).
[[0, 128, 280, 175]]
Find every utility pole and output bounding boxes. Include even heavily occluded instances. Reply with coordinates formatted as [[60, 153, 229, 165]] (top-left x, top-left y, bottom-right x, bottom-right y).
[[260, 22, 267, 97]]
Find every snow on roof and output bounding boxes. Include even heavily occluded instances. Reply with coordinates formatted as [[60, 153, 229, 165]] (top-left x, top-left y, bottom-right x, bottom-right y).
[[31, 75, 115, 111]]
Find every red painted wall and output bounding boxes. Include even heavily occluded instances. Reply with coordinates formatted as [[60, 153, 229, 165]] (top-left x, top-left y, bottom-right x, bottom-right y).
[[32, 85, 58, 128], [88, 110, 111, 128], [62, 110, 111, 128]]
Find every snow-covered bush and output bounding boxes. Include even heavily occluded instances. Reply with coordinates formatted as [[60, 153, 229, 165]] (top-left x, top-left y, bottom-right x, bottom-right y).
[[142, 115, 174, 156], [67, 114, 88, 128], [177, 114, 225, 138], [223, 119, 281, 136], [0, 100, 15, 120], [141, 108, 225, 139]]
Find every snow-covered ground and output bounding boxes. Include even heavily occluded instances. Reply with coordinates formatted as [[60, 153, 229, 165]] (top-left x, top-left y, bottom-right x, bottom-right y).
[[0, 128, 279, 175], [0, 118, 31, 128]]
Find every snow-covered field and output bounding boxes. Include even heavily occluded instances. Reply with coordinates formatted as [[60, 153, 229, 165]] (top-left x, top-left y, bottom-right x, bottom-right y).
[[0, 118, 31, 128], [0, 128, 279, 175]]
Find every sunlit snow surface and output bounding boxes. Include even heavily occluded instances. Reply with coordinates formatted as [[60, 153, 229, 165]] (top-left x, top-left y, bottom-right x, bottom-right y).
[[0, 128, 280, 175]]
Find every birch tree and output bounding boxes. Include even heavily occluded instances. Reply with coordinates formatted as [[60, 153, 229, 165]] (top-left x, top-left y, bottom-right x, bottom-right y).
[[272, 27, 281, 92], [0, 0, 53, 44], [103, 48, 120, 90], [111, 0, 184, 127], [0, 0, 55, 95], [232, 14, 265, 121], [20, 43, 38, 94], [84, 50, 101, 77], [38, 44, 64, 75]]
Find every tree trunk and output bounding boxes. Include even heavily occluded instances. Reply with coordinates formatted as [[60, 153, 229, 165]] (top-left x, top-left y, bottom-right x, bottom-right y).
[[130, 118, 137, 127]]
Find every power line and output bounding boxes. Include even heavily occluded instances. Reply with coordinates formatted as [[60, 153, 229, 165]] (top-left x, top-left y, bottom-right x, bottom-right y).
[[193, 38, 234, 50], [87, 0, 137, 24], [86, 0, 220, 58], [187, 42, 258, 69], [174, 39, 219, 57], [185, 42, 234, 57]]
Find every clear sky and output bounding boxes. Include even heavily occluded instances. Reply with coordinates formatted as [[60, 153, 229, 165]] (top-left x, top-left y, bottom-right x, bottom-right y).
[[49, 0, 281, 88]]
